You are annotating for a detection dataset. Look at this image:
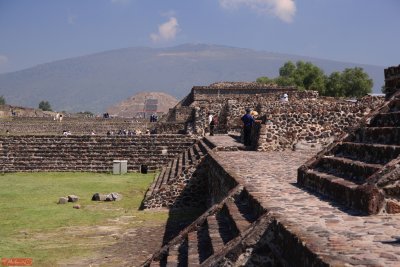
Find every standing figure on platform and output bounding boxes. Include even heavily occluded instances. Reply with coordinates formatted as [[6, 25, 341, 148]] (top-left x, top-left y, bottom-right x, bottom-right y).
[[208, 113, 214, 136], [241, 108, 255, 146]]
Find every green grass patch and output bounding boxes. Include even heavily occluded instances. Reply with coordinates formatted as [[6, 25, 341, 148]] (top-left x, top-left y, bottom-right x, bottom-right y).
[[0, 172, 168, 266]]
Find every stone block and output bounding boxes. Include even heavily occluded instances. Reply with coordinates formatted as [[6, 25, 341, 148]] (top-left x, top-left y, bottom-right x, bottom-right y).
[[92, 193, 107, 201], [58, 197, 68, 204], [386, 200, 400, 214], [68, 195, 79, 202]]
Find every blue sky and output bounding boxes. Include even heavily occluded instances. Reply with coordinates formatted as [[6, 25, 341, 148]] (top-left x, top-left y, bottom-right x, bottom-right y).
[[0, 0, 399, 73]]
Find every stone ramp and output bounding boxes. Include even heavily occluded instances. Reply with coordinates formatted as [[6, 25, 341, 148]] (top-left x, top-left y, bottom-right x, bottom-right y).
[[298, 91, 400, 214], [217, 150, 400, 266]]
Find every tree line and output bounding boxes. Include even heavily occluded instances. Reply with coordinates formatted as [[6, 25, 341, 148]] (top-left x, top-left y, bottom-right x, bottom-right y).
[[256, 61, 374, 97]]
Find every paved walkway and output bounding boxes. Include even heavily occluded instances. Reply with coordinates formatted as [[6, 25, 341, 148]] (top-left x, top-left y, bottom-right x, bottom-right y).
[[212, 136, 400, 266]]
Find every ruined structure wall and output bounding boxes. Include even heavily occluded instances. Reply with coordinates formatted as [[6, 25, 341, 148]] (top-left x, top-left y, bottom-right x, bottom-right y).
[[0, 135, 196, 172], [385, 64, 400, 97], [188, 93, 384, 151], [254, 96, 385, 151], [0, 117, 150, 135]]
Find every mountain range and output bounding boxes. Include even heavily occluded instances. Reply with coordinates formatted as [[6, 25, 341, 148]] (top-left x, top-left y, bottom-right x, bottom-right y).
[[0, 44, 385, 113]]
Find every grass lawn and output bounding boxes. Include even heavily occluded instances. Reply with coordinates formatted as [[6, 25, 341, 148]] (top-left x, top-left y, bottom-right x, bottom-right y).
[[0, 172, 168, 266]]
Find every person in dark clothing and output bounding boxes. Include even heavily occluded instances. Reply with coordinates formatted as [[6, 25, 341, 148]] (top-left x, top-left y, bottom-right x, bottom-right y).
[[241, 108, 255, 146], [210, 115, 218, 136]]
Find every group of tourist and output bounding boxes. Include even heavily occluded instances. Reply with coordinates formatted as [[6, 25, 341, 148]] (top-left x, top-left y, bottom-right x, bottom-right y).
[[54, 113, 63, 122], [207, 108, 255, 146], [149, 113, 158, 122], [106, 129, 149, 136], [207, 93, 288, 146]]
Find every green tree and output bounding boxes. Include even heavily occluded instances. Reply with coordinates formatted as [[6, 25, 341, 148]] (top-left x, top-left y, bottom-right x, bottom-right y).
[[38, 100, 52, 111], [256, 76, 273, 84], [340, 67, 373, 97], [0, 95, 5, 105], [279, 61, 296, 77], [292, 61, 326, 93], [325, 72, 344, 97]]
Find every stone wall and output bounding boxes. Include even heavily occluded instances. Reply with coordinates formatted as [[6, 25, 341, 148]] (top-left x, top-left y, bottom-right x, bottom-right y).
[[254, 95, 385, 151], [194, 93, 383, 151], [385, 64, 400, 97], [0, 117, 150, 135], [0, 135, 196, 172], [159, 81, 383, 152]]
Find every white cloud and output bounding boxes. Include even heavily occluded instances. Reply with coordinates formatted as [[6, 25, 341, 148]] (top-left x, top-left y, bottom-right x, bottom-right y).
[[150, 17, 180, 43], [0, 55, 8, 65], [219, 0, 296, 23]]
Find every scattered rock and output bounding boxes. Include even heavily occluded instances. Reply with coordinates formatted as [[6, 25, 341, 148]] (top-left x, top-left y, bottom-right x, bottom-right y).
[[68, 195, 79, 202], [58, 197, 68, 204], [92, 193, 107, 201], [93, 192, 123, 201], [105, 192, 123, 201], [73, 204, 81, 209]]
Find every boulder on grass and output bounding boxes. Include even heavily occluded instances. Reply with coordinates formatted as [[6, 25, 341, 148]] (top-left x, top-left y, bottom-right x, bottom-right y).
[[105, 192, 123, 201], [68, 195, 79, 203], [92, 193, 107, 201], [73, 204, 81, 209], [58, 197, 68, 204]]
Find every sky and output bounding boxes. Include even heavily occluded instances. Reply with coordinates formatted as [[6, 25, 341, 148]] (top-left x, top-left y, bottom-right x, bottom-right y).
[[0, 0, 399, 74]]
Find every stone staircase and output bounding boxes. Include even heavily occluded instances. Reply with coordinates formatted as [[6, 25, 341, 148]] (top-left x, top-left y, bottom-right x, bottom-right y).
[[142, 140, 211, 209], [0, 135, 196, 172], [298, 91, 400, 214], [143, 187, 266, 266]]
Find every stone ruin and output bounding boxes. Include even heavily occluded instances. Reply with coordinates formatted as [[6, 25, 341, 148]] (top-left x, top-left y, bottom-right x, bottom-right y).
[[157, 81, 384, 151], [1, 67, 399, 266], [141, 67, 400, 266]]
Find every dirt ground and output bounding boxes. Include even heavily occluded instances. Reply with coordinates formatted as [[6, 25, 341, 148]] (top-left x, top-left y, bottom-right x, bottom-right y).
[[57, 212, 169, 267]]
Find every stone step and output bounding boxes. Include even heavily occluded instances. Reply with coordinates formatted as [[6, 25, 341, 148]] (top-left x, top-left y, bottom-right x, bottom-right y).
[[316, 156, 382, 184], [198, 140, 212, 154], [196, 220, 214, 263], [173, 237, 189, 267], [369, 111, 400, 127], [334, 142, 400, 165], [354, 127, 400, 145], [297, 169, 384, 214], [205, 215, 225, 253], [193, 143, 204, 158], [148, 169, 165, 196], [174, 152, 184, 179], [206, 212, 239, 255], [225, 198, 256, 234], [169, 157, 179, 183], [165, 241, 181, 267], [187, 231, 200, 266], [389, 98, 400, 112]]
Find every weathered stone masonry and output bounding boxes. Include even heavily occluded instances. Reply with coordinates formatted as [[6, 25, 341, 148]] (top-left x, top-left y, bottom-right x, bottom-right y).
[[159, 82, 384, 151], [0, 135, 196, 172]]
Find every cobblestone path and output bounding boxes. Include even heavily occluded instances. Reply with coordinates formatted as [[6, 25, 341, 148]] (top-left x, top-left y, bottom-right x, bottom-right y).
[[211, 136, 400, 266]]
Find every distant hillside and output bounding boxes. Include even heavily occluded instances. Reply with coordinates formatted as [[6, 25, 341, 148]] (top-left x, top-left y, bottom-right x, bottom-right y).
[[0, 44, 385, 112], [106, 91, 178, 118]]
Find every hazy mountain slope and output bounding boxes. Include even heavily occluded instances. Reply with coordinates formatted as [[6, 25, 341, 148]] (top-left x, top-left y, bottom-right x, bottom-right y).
[[0, 44, 385, 112]]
